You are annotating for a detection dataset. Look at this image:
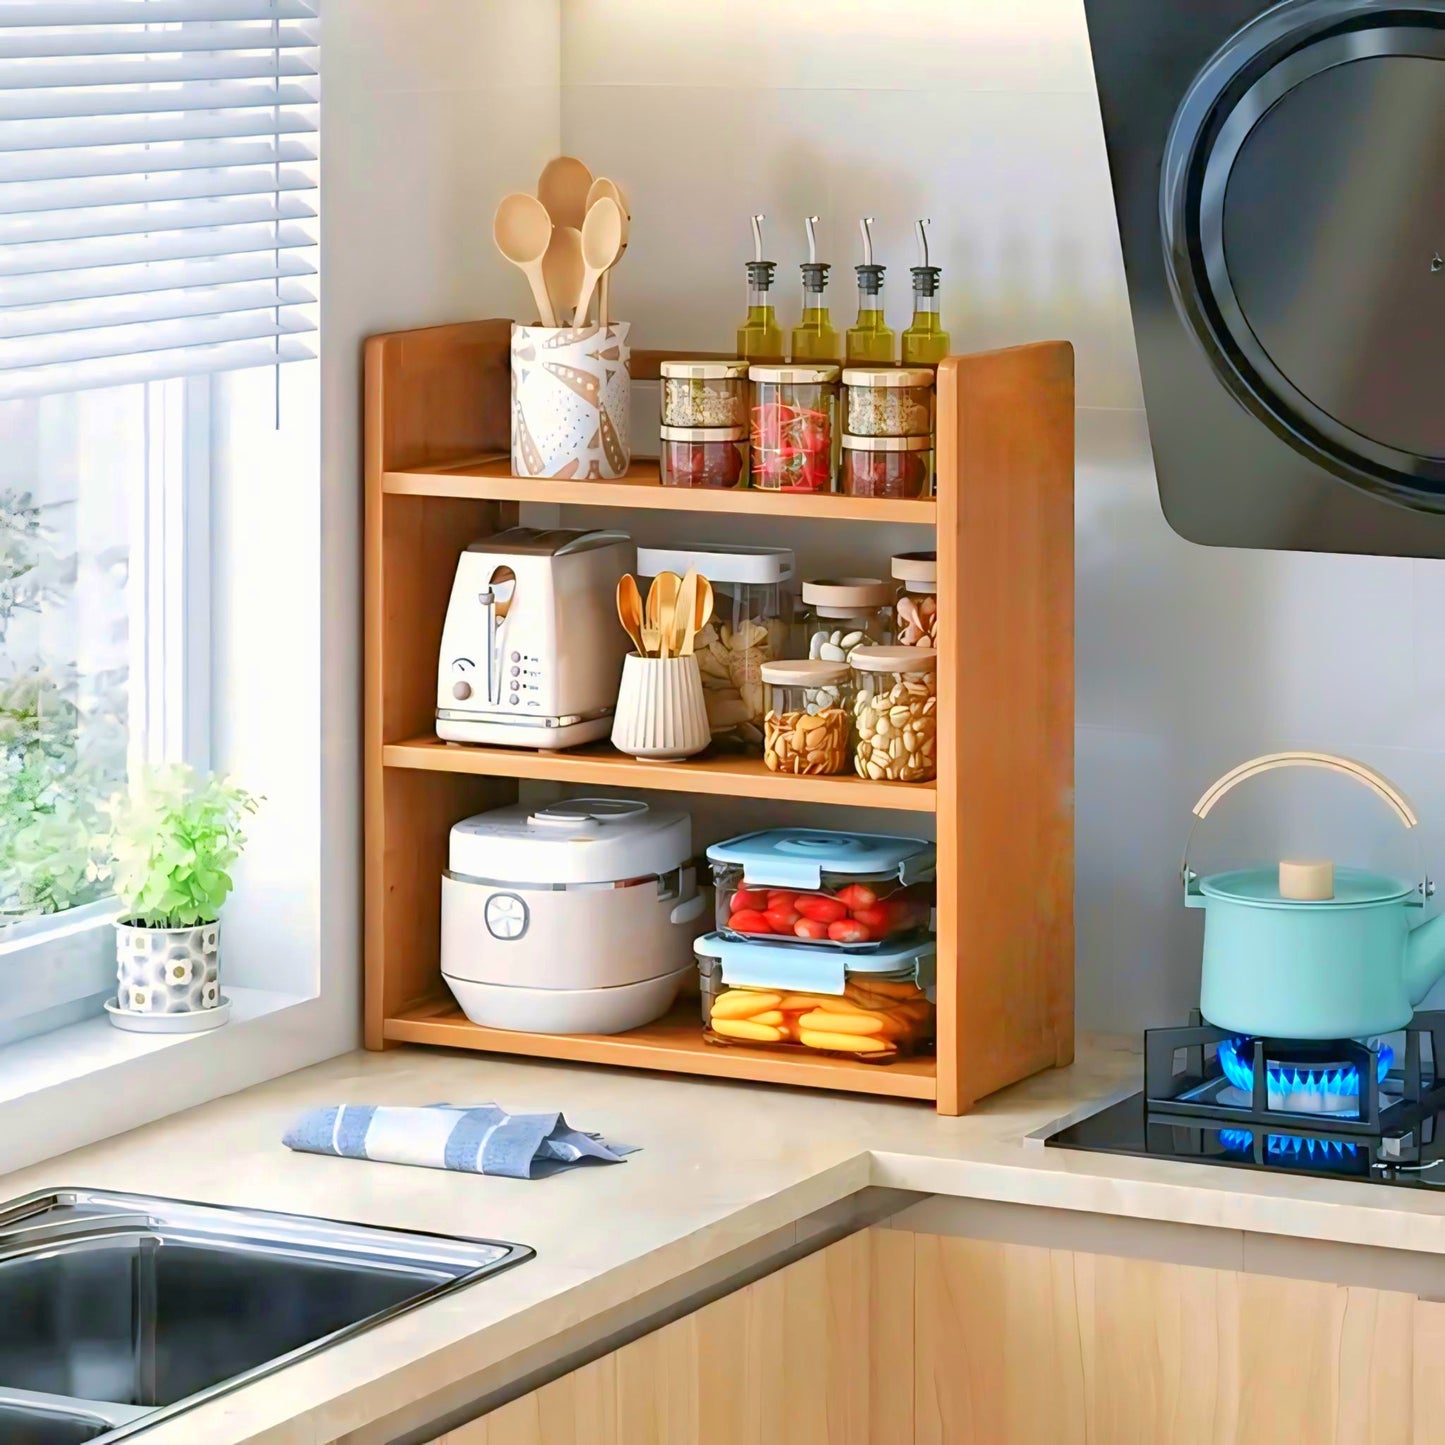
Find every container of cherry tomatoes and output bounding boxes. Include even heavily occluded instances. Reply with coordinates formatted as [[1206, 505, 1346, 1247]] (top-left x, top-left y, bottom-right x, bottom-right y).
[[694, 931, 935, 1064], [659, 425, 748, 489], [706, 827, 935, 950], [748, 363, 840, 494]]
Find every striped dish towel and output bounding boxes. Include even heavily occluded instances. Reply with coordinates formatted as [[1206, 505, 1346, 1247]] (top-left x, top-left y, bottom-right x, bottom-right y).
[[282, 1103, 638, 1180]]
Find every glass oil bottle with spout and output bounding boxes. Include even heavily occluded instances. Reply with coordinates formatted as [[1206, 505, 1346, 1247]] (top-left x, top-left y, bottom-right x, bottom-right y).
[[846, 217, 894, 365], [737, 214, 785, 363], [790, 215, 841, 363], [901, 218, 950, 367]]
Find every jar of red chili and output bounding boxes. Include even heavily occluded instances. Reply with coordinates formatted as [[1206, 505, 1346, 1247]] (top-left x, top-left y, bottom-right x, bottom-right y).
[[748, 363, 840, 494], [659, 425, 748, 489], [840, 434, 931, 498]]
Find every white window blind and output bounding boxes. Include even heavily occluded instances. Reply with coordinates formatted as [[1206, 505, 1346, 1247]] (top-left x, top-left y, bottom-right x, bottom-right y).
[[0, 0, 317, 400]]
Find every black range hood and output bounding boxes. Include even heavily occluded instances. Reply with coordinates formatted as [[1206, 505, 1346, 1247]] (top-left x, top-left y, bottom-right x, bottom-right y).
[[1083, 0, 1445, 555]]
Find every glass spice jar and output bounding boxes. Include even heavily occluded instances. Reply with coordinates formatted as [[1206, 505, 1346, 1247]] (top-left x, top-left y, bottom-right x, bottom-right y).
[[658, 425, 748, 489], [761, 660, 852, 776], [892, 550, 939, 649], [851, 645, 937, 783], [841, 435, 931, 499], [748, 363, 840, 494], [842, 367, 934, 436], [660, 359, 749, 428], [797, 577, 893, 664]]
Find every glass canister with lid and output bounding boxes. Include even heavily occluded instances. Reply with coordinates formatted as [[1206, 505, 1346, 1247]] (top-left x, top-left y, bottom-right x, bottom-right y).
[[841, 434, 932, 498], [637, 542, 794, 753], [797, 577, 893, 664], [695, 931, 936, 1063], [659, 359, 749, 429], [892, 550, 939, 649], [851, 645, 938, 783], [748, 362, 840, 494], [842, 367, 934, 437], [762, 660, 852, 776], [659, 426, 748, 489]]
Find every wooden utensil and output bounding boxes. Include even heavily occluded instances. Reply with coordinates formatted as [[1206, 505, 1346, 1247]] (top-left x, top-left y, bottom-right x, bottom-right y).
[[585, 178, 631, 324], [542, 225, 584, 326], [615, 574, 646, 656], [493, 192, 556, 326], [537, 155, 593, 230], [645, 570, 681, 660], [672, 570, 699, 660], [682, 575, 713, 657], [575, 196, 624, 328]]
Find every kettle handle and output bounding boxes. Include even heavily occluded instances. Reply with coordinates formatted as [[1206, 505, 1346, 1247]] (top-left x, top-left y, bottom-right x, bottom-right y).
[[1181, 752, 1425, 903]]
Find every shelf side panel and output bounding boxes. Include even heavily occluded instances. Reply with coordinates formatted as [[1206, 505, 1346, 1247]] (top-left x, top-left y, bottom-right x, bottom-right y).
[[935, 342, 1076, 1114]]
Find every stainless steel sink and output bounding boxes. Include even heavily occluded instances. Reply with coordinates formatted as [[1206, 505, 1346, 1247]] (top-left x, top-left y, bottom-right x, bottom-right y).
[[0, 1189, 531, 1440]]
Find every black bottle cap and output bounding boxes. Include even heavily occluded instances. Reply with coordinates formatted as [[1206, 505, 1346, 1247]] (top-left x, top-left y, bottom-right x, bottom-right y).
[[855, 263, 885, 295], [745, 260, 777, 290], [910, 265, 942, 298], [800, 262, 831, 293]]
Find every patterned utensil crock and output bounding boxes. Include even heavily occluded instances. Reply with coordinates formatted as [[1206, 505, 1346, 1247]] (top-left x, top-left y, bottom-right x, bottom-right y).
[[511, 321, 631, 479], [115, 920, 221, 1014]]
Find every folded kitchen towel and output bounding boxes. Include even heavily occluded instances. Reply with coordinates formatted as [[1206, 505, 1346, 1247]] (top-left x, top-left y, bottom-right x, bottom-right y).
[[282, 1103, 638, 1180]]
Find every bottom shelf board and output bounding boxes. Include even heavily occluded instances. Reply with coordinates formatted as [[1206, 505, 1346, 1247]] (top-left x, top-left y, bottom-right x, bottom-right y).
[[383, 998, 938, 1101]]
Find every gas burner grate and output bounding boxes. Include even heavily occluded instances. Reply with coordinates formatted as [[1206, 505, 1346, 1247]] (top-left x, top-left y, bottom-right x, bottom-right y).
[[1217, 1127, 1360, 1161], [1217, 1036, 1392, 1113]]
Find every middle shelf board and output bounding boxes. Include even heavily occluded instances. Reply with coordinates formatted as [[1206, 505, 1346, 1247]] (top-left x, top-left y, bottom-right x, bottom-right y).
[[384, 736, 938, 812], [383, 454, 937, 524]]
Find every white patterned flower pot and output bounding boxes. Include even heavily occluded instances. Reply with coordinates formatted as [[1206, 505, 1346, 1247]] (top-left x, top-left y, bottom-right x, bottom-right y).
[[114, 920, 221, 1017], [511, 322, 631, 479]]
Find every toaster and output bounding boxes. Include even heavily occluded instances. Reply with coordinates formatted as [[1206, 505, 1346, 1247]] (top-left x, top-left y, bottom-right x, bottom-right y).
[[436, 527, 634, 749]]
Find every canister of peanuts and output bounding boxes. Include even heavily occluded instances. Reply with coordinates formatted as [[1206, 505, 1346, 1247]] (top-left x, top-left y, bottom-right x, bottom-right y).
[[761, 660, 853, 776], [850, 645, 937, 783]]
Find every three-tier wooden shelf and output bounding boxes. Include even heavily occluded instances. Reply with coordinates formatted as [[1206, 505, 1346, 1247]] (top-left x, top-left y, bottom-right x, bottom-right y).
[[364, 319, 1074, 1114]]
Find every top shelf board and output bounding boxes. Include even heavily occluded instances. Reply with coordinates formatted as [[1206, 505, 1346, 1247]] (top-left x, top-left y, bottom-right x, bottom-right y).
[[383, 455, 937, 523]]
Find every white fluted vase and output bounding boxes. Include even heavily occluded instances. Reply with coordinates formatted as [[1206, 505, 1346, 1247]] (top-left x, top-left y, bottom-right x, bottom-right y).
[[611, 655, 709, 761]]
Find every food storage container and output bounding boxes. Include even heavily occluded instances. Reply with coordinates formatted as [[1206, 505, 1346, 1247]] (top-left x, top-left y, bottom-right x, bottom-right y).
[[892, 550, 939, 648], [440, 798, 707, 1034], [851, 646, 938, 783], [842, 367, 934, 436], [659, 359, 749, 428], [748, 363, 840, 494], [797, 577, 893, 664], [695, 932, 935, 1063], [762, 660, 852, 776], [658, 425, 748, 489], [707, 827, 935, 949], [637, 542, 794, 753], [841, 435, 932, 499]]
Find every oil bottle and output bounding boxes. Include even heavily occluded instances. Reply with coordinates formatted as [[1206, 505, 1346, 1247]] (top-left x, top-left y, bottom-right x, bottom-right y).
[[845, 216, 895, 365], [736, 214, 784, 363], [901, 218, 950, 367], [789, 215, 841, 363]]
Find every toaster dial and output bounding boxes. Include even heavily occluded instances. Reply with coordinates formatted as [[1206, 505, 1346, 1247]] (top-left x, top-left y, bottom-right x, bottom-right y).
[[484, 892, 529, 941]]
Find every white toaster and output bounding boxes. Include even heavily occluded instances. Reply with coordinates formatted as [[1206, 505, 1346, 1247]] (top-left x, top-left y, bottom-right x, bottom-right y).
[[436, 527, 634, 749]]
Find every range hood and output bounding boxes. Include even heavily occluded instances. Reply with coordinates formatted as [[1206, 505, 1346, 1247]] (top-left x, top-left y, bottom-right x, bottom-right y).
[[1083, 0, 1445, 555]]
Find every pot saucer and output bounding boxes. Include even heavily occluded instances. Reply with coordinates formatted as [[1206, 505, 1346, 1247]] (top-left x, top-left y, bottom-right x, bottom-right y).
[[105, 997, 232, 1034]]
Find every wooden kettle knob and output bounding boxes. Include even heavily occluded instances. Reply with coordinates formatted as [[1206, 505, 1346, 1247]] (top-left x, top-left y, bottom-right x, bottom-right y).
[[1279, 859, 1334, 901]]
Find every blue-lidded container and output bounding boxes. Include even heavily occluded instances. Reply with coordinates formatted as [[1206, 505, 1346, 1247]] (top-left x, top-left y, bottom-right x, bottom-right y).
[[706, 827, 935, 950]]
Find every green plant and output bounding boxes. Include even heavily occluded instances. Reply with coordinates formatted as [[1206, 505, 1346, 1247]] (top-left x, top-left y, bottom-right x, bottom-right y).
[[106, 765, 260, 928]]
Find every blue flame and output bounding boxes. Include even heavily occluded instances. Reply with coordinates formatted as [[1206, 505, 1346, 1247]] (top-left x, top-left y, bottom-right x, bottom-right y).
[[1218, 1127, 1360, 1161], [1217, 1037, 1392, 1102]]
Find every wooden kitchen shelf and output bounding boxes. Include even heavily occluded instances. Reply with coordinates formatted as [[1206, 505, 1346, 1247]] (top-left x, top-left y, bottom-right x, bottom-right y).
[[385, 735, 937, 812], [384, 997, 938, 1101], [364, 317, 1075, 1114], [384, 453, 936, 523]]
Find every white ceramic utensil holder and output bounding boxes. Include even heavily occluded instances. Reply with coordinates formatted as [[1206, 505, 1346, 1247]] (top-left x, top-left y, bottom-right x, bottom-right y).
[[511, 321, 631, 480], [611, 655, 710, 760]]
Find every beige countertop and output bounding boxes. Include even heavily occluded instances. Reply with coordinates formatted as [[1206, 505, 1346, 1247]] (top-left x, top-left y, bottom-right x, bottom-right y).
[[9, 1037, 1445, 1443]]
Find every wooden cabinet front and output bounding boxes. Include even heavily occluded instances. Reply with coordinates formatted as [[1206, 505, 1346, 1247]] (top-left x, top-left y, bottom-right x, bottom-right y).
[[440, 1227, 1442, 1443]]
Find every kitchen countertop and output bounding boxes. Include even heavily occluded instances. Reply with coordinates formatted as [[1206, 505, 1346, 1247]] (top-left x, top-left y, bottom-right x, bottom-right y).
[[9, 1036, 1445, 1444]]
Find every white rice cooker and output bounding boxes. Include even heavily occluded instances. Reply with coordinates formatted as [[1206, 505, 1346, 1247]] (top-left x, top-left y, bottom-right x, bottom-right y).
[[440, 798, 706, 1034]]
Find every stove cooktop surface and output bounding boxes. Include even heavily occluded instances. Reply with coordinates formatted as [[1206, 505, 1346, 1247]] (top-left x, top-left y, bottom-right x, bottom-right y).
[[1046, 1013, 1445, 1189]]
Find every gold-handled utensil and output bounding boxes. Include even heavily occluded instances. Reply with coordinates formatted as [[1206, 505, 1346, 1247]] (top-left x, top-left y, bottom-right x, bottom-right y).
[[681, 575, 713, 657], [615, 574, 646, 656], [645, 571, 681, 660], [493, 192, 556, 326], [672, 570, 699, 660]]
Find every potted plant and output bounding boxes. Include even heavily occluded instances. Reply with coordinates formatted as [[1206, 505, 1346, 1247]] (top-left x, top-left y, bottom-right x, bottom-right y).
[[105, 765, 259, 1026]]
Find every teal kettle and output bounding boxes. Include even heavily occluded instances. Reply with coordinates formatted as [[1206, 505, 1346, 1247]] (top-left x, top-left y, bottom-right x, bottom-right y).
[[1183, 752, 1445, 1040]]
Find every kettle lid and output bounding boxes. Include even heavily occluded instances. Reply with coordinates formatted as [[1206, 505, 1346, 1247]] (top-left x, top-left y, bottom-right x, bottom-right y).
[[1199, 864, 1415, 907]]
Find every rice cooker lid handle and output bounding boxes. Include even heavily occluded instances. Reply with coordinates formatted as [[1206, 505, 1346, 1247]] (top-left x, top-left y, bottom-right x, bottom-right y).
[[1179, 752, 1430, 904], [528, 799, 651, 831]]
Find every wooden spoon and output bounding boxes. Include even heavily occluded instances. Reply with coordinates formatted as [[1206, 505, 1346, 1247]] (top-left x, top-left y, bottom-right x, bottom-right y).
[[682, 575, 713, 657], [537, 155, 593, 230], [542, 225, 584, 326], [672, 570, 699, 660], [615, 574, 646, 656], [493, 192, 556, 326], [585, 178, 631, 324], [645, 571, 681, 660], [575, 196, 624, 329]]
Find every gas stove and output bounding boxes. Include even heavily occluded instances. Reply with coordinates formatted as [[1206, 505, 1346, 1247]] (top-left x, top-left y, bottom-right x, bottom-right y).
[[1046, 1012, 1445, 1187]]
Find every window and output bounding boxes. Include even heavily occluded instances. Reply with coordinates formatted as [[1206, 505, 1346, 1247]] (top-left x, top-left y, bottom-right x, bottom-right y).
[[0, 0, 318, 1042]]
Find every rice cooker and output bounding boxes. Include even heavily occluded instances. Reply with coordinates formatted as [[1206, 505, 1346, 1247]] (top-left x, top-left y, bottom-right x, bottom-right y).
[[440, 798, 706, 1034]]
